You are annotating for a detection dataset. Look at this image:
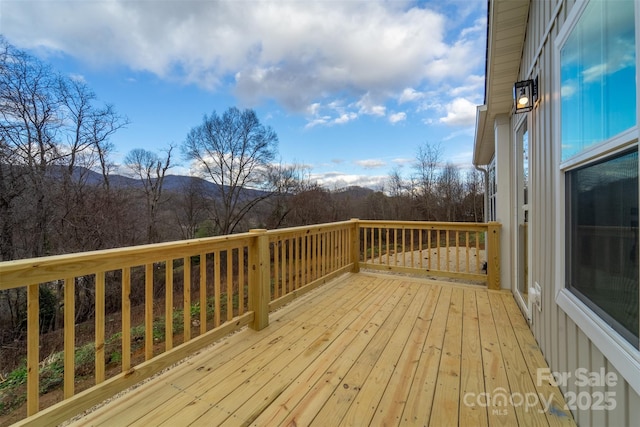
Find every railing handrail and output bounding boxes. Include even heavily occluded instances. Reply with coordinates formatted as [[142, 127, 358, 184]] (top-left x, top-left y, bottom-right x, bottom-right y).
[[264, 220, 356, 243], [357, 219, 490, 230], [0, 233, 255, 290], [0, 222, 363, 291]]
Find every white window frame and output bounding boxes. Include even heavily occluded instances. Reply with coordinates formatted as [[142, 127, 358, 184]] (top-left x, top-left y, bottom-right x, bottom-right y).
[[488, 156, 497, 222], [514, 114, 531, 318], [553, 0, 640, 396]]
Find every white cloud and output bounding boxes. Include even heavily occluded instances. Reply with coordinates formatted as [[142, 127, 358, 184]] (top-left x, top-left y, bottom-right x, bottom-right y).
[[561, 83, 577, 99], [449, 75, 484, 97], [355, 159, 387, 169], [389, 112, 407, 124], [2, 0, 485, 115], [368, 105, 387, 116], [304, 116, 332, 129], [304, 99, 358, 128], [439, 98, 477, 127], [335, 112, 358, 124], [307, 103, 321, 116], [311, 171, 386, 190], [581, 39, 635, 84], [392, 158, 414, 166], [460, 17, 487, 38], [423, 17, 486, 82], [442, 127, 475, 141], [68, 73, 86, 83], [356, 93, 387, 117], [399, 88, 424, 104]]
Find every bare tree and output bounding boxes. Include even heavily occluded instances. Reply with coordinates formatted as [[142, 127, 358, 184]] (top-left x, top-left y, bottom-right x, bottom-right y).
[[263, 162, 313, 228], [124, 147, 174, 243], [183, 107, 278, 235], [0, 40, 62, 257], [59, 77, 126, 185], [53, 78, 128, 252], [437, 162, 464, 221], [0, 144, 25, 261], [174, 176, 208, 240], [387, 167, 409, 220], [0, 38, 129, 351], [288, 184, 334, 225], [464, 168, 485, 222], [0, 38, 127, 258], [413, 142, 442, 221], [364, 191, 392, 220], [0, 44, 26, 260]]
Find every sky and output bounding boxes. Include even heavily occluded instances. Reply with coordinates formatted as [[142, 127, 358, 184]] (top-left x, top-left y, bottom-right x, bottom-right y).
[[0, 0, 487, 189]]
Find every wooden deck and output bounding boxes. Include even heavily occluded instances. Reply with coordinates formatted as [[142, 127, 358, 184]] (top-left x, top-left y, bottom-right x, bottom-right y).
[[65, 272, 575, 426]]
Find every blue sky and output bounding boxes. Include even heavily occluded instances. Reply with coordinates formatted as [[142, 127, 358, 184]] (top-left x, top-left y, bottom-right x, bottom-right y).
[[1, 0, 487, 189]]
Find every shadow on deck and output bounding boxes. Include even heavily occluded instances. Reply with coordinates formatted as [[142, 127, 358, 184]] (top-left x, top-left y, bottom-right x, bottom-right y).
[[64, 272, 575, 426]]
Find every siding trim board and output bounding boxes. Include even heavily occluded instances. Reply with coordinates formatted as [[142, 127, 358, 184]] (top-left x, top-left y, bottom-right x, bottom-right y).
[[557, 290, 640, 396], [525, 0, 563, 80]]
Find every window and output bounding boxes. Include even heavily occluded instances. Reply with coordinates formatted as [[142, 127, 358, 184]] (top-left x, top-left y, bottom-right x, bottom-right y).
[[561, 0, 636, 161], [517, 122, 530, 307], [566, 150, 639, 345], [560, 0, 638, 346]]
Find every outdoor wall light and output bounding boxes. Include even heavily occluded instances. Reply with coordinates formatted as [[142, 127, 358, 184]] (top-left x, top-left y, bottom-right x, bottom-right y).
[[514, 77, 538, 113]]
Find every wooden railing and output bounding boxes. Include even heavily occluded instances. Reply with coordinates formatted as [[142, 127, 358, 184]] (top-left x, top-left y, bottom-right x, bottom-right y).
[[0, 219, 500, 425], [266, 222, 354, 312], [0, 234, 258, 425], [356, 220, 501, 288]]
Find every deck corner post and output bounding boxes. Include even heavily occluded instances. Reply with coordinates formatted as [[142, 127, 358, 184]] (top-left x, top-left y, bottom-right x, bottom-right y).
[[486, 222, 501, 290], [350, 218, 360, 273], [249, 229, 270, 330]]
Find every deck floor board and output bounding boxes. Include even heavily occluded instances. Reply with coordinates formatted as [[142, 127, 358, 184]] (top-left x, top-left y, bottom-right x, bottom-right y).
[[67, 272, 575, 427]]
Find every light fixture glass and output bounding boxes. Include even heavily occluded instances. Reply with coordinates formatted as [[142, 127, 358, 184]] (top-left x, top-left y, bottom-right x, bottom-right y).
[[514, 77, 538, 113], [517, 88, 529, 106]]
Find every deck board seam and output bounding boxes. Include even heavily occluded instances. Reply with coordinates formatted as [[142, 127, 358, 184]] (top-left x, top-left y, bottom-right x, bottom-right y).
[[150, 277, 389, 425]]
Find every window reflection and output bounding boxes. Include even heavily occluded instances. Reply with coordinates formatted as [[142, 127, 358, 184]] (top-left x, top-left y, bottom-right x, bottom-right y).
[[560, 0, 636, 160]]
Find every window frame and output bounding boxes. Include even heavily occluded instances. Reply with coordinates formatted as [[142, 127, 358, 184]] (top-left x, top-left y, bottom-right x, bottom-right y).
[[553, 0, 640, 395], [488, 156, 497, 222], [514, 116, 532, 318]]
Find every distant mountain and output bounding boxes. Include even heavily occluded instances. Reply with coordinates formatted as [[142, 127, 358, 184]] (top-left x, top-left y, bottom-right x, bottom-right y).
[[160, 175, 219, 195], [65, 166, 141, 188], [7, 164, 368, 200], [332, 186, 376, 199], [67, 167, 269, 199]]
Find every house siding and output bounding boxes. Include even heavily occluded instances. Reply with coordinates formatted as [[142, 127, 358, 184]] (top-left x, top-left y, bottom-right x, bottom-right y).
[[515, 0, 639, 424]]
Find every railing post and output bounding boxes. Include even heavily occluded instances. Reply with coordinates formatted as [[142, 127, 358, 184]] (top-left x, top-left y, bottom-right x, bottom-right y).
[[350, 218, 360, 273], [27, 283, 39, 416], [486, 222, 501, 290], [249, 229, 270, 330]]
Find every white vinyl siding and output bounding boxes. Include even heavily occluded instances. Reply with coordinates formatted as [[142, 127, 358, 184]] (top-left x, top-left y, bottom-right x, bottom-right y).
[[512, 0, 640, 423]]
